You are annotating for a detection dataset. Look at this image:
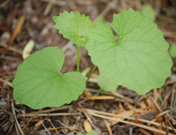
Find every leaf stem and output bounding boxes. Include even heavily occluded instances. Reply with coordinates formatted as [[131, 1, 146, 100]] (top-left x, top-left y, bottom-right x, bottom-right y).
[[86, 65, 97, 85], [77, 47, 80, 72]]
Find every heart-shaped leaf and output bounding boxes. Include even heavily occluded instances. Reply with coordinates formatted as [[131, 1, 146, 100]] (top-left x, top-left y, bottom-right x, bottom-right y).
[[53, 11, 93, 47], [86, 8, 172, 95], [12, 47, 86, 109], [97, 75, 118, 92]]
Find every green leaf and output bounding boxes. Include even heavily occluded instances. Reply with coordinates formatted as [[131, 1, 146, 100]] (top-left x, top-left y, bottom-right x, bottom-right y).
[[97, 75, 118, 92], [53, 11, 93, 47], [12, 47, 86, 109], [86, 8, 172, 95], [87, 131, 98, 135], [170, 44, 176, 58], [141, 5, 155, 21]]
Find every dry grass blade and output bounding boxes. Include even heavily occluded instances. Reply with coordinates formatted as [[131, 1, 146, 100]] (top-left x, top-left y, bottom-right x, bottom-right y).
[[104, 120, 112, 135], [48, 127, 79, 131]]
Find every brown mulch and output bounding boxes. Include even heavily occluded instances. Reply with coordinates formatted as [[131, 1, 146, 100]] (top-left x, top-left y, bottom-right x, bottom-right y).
[[0, 0, 176, 135]]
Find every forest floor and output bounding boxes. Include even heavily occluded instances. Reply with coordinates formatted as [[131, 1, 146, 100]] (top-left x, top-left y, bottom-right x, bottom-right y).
[[0, 0, 176, 135]]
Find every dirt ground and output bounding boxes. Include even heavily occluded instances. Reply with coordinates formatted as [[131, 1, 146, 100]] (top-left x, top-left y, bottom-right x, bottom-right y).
[[0, 0, 176, 135]]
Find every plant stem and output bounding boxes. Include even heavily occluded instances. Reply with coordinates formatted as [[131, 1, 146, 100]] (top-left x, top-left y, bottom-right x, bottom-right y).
[[86, 65, 96, 85], [77, 47, 80, 72], [0, 109, 15, 116]]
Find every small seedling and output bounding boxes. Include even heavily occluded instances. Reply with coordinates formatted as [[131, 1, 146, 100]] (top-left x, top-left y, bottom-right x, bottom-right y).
[[76, 130, 98, 135], [13, 8, 172, 109], [97, 75, 118, 92], [140, 5, 155, 21], [86, 8, 172, 95], [169, 44, 176, 58]]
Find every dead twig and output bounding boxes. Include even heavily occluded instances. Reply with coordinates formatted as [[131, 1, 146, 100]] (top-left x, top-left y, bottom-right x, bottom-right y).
[[0, 78, 13, 87], [11, 101, 24, 135], [30, 105, 72, 114], [0, 42, 22, 55]]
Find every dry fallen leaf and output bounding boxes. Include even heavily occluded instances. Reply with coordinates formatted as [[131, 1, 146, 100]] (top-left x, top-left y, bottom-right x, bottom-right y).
[[22, 40, 35, 59], [109, 110, 135, 125], [9, 15, 25, 46], [84, 119, 92, 133]]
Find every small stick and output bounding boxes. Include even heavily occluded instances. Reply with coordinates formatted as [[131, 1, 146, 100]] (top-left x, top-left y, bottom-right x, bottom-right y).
[[80, 96, 115, 100], [156, 110, 170, 117], [11, 102, 24, 135], [22, 109, 43, 130], [30, 105, 72, 114], [138, 129, 151, 135], [170, 83, 176, 110], [0, 78, 13, 87], [129, 128, 133, 135], [104, 120, 112, 135], [41, 122, 51, 135], [47, 119, 59, 134], [166, 113, 176, 125], [0, 42, 22, 54]]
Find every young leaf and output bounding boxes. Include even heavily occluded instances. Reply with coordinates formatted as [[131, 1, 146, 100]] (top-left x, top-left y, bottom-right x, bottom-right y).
[[86, 8, 172, 95], [170, 44, 176, 58], [87, 131, 98, 135], [97, 75, 118, 92], [53, 11, 93, 47], [12, 47, 86, 109], [76, 131, 98, 135], [140, 5, 155, 21]]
